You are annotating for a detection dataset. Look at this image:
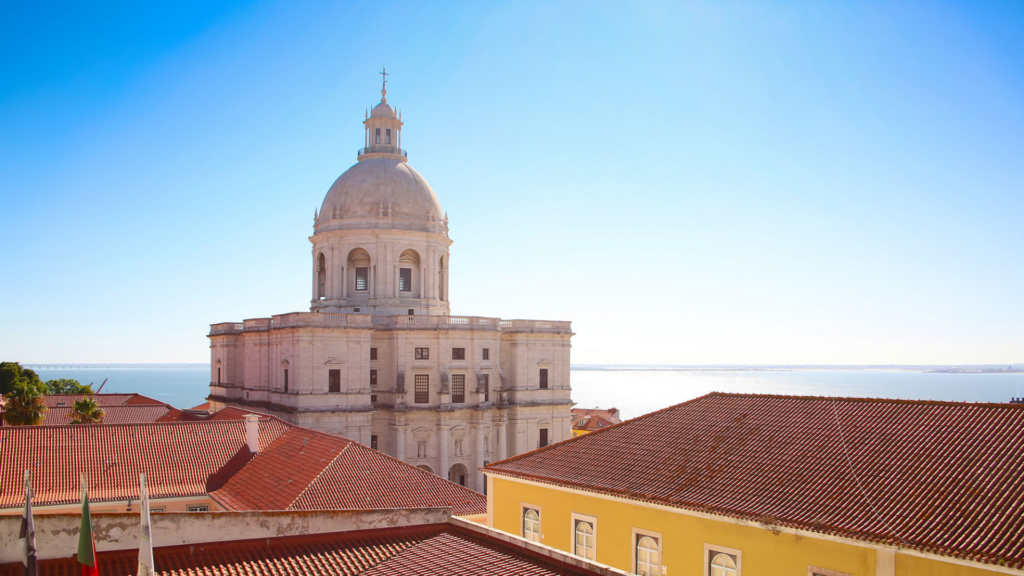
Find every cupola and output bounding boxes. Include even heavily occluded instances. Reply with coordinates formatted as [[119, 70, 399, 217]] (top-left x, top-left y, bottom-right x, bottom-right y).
[[360, 67, 405, 161]]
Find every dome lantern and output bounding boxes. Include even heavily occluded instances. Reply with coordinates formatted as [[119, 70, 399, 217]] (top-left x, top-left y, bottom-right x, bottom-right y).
[[359, 66, 405, 161]]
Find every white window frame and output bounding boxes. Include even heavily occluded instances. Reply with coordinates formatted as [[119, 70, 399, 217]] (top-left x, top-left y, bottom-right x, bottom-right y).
[[521, 502, 542, 543], [631, 527, 664, 576], [704, 543, 742, 576], [570, 512, 597, 561], [808, 568, 851, 576], [187, 505, 209, 513]]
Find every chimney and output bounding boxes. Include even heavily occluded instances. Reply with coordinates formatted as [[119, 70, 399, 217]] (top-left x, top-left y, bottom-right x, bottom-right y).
[[244, 414, 260, 453]]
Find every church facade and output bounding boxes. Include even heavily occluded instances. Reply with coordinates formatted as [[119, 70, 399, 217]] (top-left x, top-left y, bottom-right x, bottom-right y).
[[207, 78, 574, 493]]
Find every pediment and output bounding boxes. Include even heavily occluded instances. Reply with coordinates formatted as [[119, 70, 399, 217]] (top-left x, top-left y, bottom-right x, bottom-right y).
[[325, 357, 345, 365], [536, 359, 552, 367]]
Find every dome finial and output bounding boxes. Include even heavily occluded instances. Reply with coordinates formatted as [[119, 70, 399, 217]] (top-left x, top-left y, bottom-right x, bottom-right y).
[[379, 66, 389, 103]]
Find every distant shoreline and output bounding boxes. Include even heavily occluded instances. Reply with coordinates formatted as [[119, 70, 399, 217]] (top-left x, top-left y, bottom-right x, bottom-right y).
[[24, 363, 1022, 374]]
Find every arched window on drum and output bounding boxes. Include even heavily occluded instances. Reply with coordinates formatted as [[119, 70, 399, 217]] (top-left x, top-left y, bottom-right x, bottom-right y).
[[317, 253, 327, 299]]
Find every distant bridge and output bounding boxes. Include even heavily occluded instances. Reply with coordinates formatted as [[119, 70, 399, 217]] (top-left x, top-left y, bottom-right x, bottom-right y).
[[24, 364, 209, 370]]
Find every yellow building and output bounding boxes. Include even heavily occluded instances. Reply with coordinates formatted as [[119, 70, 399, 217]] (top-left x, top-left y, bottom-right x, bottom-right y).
[[484, 393, 1024, 575]]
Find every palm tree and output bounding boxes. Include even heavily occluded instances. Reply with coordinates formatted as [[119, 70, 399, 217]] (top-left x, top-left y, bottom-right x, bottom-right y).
[[69, 396, 105, 425], [3, 383, 48, 426]]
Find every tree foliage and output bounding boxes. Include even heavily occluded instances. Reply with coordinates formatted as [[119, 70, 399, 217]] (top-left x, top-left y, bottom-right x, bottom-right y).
[[0, 362, 45, 396], [69, 396, 105, 425], [3, 380, 48, 426], [45, 378, 93, 395]]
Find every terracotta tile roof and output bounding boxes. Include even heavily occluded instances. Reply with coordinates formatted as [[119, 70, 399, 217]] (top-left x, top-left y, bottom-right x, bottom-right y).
[[39, 405, 187, 426], [0, 523, 607, 576], [0, 419, 289, 508], [570, 408, 619, 424], [487, 393, 1024, 569], [212, 428, 487, 516], [572, 415, 615, 432], [43, 393, 165, 408], [190, 401, 211, 411]]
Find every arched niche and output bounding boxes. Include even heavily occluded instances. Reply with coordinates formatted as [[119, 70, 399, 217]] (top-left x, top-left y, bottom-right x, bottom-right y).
[[347, 248, 372, 295], [448, 463, 469, 487]]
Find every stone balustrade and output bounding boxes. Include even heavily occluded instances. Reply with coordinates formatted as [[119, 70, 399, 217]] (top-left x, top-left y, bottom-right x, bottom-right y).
[[211, 314, 571, 335]]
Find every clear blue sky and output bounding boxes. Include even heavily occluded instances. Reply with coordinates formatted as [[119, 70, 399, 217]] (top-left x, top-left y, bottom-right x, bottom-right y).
[[2, 1, 1022, 364]]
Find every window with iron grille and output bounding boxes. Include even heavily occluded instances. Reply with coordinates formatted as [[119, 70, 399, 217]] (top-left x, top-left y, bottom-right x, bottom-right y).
[[451, 374, 465, 403], [452, 347, 465, 360], [415, 347, 429, 360], [482, 348, 489, 360], [414, 374, 429, 403], [370, 347, 377, 360], [355, 267, 368, 291], [370, 369, 378, 387], [482, 373, 489, 402], [539, 368, 548, 389], [329, 369, 341, 393], [399, 268, 412, 291]]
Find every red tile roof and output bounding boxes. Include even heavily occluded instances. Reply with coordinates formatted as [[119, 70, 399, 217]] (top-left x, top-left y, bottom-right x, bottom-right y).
[[0, 419, 289, 508], [39, 405, 187, 426], [572, 414, 615, 432], [0, 524, 607, 576], [487, 393, 1024, 569], [211, 428, 486, 516], [570, 408, 619, 424], [3, 410, 485, 515], [43, 393, 166, 408]]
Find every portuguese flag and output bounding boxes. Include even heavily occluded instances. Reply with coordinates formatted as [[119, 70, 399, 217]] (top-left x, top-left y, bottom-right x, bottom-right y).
[[77, 474, 99, 576]]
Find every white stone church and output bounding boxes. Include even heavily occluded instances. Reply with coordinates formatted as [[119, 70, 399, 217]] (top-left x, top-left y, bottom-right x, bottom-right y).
[[208, 77, 574, 493]]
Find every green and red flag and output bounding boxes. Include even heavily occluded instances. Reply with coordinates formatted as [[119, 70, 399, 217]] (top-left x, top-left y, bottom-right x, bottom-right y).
[[77, 474, 99, 576]]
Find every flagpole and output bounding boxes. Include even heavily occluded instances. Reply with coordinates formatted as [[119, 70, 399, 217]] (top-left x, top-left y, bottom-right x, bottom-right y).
[[137, 473, 154, 576], [21, 470, 37, 576]]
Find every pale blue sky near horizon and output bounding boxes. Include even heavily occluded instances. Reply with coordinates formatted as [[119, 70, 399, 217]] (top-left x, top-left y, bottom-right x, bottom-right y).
[[2, 1, 1022, 365]]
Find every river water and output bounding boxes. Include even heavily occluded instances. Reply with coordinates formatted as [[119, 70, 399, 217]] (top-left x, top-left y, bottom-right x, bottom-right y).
[[35, 367, 1024, 419]]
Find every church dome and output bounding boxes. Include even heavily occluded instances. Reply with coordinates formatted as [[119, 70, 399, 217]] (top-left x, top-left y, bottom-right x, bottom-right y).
[[316, 156, 443, 232]]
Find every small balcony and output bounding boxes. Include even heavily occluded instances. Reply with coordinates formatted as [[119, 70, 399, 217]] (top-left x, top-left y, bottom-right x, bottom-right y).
[[358, 146, 407, 159]]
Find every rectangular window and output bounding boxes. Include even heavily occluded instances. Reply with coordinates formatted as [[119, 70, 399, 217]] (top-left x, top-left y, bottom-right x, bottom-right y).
[[370, 435, 378, 450], [399, 268, 412, 291], [637, 534, 662, 576], [414, 374, 429, 403], [370, 394, 377, 403], [217, 367, 221, 385], [539, 368, 549, 389], [370, 369, 378, 387], [370, 347, 378, 360], [150, 508, 165, 513], [452, 347, 465, 360], [188, 506, 209, 513], [283, 369, 289, 392], [375, 128, 380, 144], [452, 374, 465, 403], [386, 128, 392, 144], [703, 543, 740, 576], [482, 348, 489, 360], [355, 267, 368, 291], [573, 516, 596, 561], [539, 428, 549, 448], [328, 369, 341, 393], [483, 373, 489, 402], [523, 506, 541, 543], [415, 347, 429, 360]]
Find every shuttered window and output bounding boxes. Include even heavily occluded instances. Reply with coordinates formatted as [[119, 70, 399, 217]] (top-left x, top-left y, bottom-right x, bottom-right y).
[[329, 369, 341, 393], [414, 374, 429, 403], [375, 128, 380, 144], [452, 374, 465, 403], [386, 128, 392, 144], [355, 267, 368, 291]]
